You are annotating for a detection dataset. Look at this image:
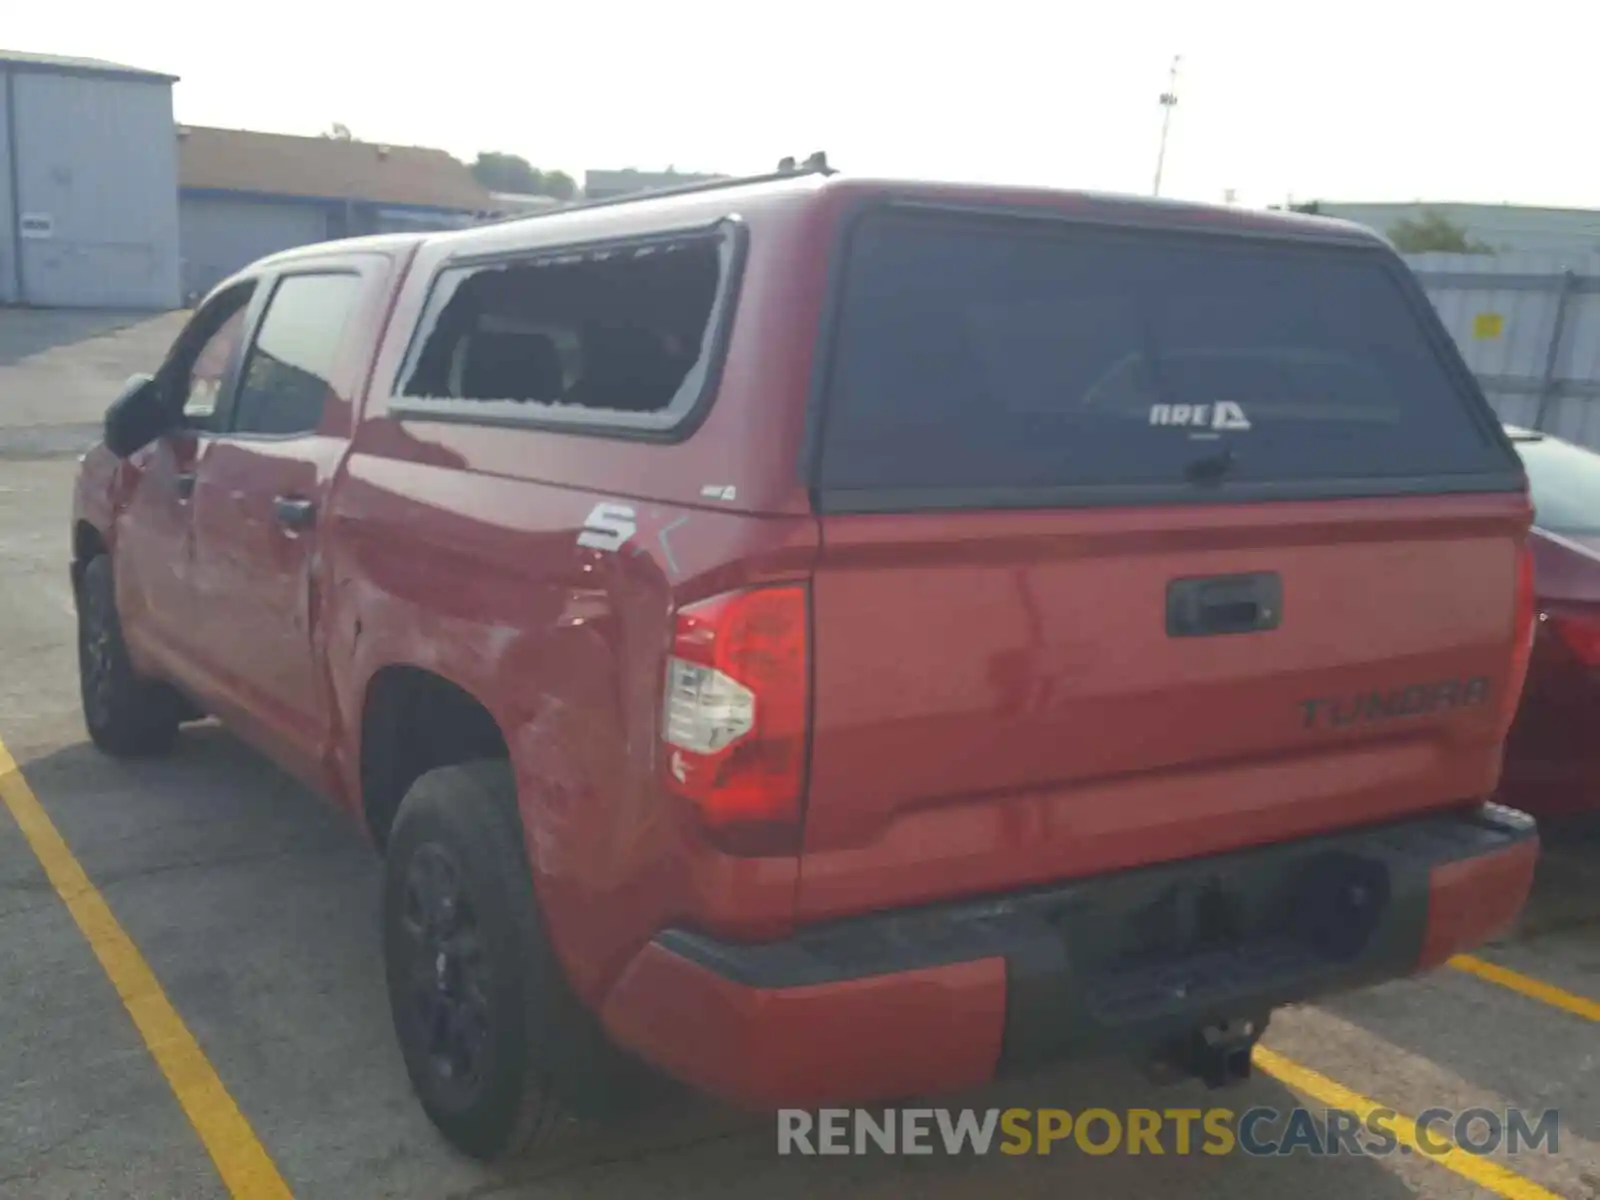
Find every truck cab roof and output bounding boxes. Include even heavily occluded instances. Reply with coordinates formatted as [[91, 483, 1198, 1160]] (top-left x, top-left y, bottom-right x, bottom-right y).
[[229, 171, 1385, 292], [432, 172, 1385, 261]]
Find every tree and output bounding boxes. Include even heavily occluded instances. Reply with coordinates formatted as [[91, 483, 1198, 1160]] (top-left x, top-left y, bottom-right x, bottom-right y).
[[469, 152, 577, 200], [538, 169, 578, 201], [1387, 211, 1492, 255], [322, 123, 355, 141]]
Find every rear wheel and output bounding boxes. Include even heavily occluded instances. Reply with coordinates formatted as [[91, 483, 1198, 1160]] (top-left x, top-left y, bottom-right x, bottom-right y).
[[382, 760, 653, 1160], [76, 555, 181, 757]]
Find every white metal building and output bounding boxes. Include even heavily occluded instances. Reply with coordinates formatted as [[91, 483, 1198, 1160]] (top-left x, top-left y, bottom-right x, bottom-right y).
[[1404, 251, 1600, 449], [1319, 202, 1600, 259], [0, 50, 181, 309]]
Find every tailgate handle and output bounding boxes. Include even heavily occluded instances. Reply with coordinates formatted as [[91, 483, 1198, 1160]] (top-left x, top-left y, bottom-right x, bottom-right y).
[[1167, 573, 1282, 637]]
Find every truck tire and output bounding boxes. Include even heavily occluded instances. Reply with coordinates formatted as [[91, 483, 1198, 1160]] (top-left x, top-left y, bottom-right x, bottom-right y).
[[76, 555, 181, 757], [382, 760, 655, 1160]]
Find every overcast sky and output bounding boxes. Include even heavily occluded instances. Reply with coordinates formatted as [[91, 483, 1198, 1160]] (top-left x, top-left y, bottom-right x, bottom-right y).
[[7, 0, 1596, 209]]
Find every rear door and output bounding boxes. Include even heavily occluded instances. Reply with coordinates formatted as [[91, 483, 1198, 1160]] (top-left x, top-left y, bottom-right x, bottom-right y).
[[186, 260, 380, 786], [798, 208, 1529, 919]]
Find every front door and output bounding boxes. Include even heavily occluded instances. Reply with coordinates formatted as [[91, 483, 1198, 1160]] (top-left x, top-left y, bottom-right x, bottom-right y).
[[185, 265, 373, 785], [112, 289, 254, 685]]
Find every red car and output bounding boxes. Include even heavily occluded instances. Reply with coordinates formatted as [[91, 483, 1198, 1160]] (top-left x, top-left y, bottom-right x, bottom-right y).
[[71, 165, 1539, 1159], [1502, 424, 1600, 817]]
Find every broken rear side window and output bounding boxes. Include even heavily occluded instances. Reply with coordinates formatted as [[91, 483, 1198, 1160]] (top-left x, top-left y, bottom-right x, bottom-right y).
[[396, 231, 732, 431]]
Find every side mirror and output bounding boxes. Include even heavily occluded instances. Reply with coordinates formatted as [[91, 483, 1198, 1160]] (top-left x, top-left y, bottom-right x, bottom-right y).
[[103, 374, 173, 459]]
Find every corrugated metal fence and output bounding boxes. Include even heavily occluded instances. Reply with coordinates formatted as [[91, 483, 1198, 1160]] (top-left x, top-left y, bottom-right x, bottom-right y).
[[1404, 251, 1600, 447]]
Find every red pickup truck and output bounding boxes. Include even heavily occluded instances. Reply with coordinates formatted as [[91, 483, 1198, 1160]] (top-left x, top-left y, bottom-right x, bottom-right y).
[[72, 164, 1540, 1159]]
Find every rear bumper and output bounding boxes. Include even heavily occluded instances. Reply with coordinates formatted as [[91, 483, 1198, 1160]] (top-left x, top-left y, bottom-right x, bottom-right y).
[[599, 804, 1538, 1109]]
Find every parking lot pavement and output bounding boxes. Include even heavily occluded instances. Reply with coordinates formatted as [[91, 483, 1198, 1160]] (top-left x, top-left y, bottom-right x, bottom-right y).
[[0, 791, 226, 1200], [0, 308, 188, 461], [2, 308, 1598, 1199]]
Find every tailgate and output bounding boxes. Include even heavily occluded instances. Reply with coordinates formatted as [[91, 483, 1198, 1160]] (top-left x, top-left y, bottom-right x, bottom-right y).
[[795, 205, 1530, 920], [801, 496, 1526, 918]]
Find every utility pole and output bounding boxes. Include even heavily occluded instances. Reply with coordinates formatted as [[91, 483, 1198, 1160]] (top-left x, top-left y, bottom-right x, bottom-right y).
[[1152, 55, 1181, 197]]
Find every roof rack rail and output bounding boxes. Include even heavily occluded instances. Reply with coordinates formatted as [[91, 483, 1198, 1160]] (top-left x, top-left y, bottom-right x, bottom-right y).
[[477, 152, 835, 227]]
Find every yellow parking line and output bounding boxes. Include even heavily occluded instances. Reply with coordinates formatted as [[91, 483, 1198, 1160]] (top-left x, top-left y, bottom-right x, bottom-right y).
[[1450, 954, 1600, 1023], [1253, 1045, 1561, 1200], [0, 737, 293, 1199]]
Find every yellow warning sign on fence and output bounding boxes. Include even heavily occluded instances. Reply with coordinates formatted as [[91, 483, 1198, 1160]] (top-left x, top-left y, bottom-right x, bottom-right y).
[[1473, 312, 1505, 340]]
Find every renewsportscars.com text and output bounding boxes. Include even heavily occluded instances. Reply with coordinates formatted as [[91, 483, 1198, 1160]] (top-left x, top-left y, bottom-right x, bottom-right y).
[[777, 1106, 1560, 1158]]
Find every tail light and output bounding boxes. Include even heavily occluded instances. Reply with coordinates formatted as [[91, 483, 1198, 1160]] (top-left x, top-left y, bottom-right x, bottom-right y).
[[661, 585, 809, 855], [1550, 610, 1600, 666], [1499, 543, 1537, 734]]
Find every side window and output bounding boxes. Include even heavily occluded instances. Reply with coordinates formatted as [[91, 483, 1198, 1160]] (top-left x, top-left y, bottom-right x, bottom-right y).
[[182, 308, 250, 426], [232, 273, 363, 436], [172, 287, 255, 429], [396, 231, 733, 430]]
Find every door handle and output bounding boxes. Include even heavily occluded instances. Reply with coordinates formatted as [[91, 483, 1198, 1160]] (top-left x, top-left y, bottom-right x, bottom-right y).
[[1167, 572, 1282, 637], [273, 495, 317, 531], [174, 471, 196, 500]]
